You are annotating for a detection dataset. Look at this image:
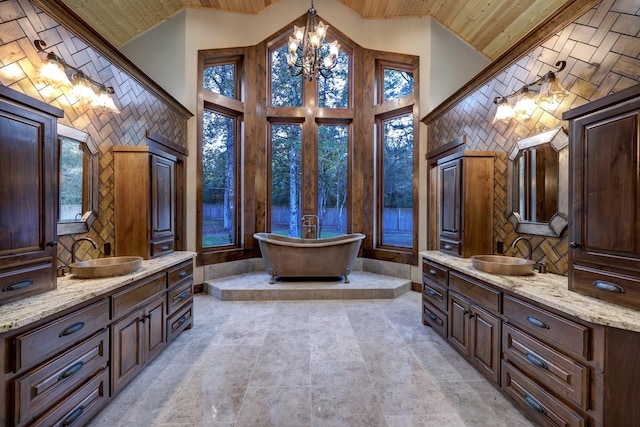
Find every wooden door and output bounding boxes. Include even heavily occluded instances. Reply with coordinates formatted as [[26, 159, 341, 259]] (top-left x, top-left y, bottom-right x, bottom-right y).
[[448, 292, 470, 357], [440, 157, 462, 242], [570, 97, 640, 273], [144, 294, 166, 363], [150, 154, 175, 241], [470, 304, 501, 384], [0, 88, 62, 303], [111, 308, 145, 394]]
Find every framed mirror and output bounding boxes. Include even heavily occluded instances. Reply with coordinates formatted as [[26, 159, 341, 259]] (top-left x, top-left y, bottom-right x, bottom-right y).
[[507, 127, 568, 237], [57, 123, 99, 235]]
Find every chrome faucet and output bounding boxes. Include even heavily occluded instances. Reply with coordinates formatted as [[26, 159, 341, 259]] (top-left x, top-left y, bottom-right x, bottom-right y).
[[71, 237, 98, 263], [511, 236, 532, 260]]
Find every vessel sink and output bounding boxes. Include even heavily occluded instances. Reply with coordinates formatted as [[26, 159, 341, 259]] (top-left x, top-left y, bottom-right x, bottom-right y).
[[69, 256, 143, 279], [470, 255, 535, 276]]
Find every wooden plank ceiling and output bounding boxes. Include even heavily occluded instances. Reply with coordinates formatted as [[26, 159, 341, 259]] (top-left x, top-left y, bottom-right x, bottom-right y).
[[61, 0, 575, 59]]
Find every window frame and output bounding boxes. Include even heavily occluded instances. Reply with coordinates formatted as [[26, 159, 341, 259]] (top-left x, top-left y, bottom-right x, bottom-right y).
[[197, 49, 246, 264]]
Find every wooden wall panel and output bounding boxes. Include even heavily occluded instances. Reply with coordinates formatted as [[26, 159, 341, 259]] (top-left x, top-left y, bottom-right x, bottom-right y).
[[0, 0, 189, 266], [426, 0, 640, 275]]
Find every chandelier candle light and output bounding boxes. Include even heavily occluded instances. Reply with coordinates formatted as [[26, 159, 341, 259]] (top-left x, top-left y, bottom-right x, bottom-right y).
[[34, 39, 119, 113], [287, 0, 340, 81], [493, 60, 568, 123]]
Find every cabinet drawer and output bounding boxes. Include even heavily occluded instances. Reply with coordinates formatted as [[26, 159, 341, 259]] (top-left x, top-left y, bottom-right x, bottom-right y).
[[422, 259, 448, 288], [449, 271, 500, 314], [30, 367, 109, 427], [422, 300, 447, 339], [422, 280, 447, 313], [167, 259, 193, 289], [503, 324, 588, 409], [111, 272, 166, 318], [167, 279, 193, 316], [13, 330, 109, 426], [167, 301, 193, 343], [150, 239, 174, 258], [439, 239, 460, 256], [502, 362, 586, 427], [503, 295, 589, 359], [0, 262, 55, 305], [571, 265, 640, 311], [13, 299, 109, 372]]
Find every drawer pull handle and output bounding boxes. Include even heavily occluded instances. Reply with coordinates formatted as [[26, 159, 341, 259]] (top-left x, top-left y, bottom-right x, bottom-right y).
[[178, 315, 188, 325], [525, 352, 548, 370], [526, 316, 549, 329], [62, 405, 85, 426], [427, 288, 442, 298], [59, 361, 84, 380], [524, 394, 545, 414], [177, 291, 189, 300], [444, 244, 452, 250], [593, 280, 626, 293], [179, 270, 188, 277], [60, 322, 85, 337], [161, 244, 170, 251], [429, 269, 437, 275], [428, 313, 437, 321], [3, 280, 34, 292]]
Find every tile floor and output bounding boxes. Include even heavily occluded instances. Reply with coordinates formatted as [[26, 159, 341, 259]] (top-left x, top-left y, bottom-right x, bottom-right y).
[[88, 291, 534, 427]]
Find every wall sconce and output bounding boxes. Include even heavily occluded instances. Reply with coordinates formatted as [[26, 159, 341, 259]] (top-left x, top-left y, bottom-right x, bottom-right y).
[[492, 60, 567, 123], [34, 39, 120, 113]]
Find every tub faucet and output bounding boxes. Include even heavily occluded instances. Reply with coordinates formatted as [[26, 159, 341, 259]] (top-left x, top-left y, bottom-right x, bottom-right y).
[[301, 214, 319, 239], [71, 237, 98, 263], [511, 237, 532, 260]]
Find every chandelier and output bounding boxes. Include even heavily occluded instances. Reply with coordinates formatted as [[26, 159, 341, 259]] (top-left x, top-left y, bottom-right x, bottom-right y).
[[286, 0, 340, 82], [492, 60, 568, 123], [34, 39, 119, 113]]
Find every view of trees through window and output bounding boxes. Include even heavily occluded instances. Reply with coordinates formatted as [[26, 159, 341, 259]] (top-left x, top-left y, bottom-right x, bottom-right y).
[[199, 34, 416, 257]]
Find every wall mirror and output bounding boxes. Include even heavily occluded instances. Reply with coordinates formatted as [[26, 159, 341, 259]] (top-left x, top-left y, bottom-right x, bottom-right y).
[[507, 127, 568, 237], [57, 123, 99, 235]]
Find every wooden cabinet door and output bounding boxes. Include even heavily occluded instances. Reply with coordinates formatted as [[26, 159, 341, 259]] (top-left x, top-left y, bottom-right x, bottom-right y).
[[439, 157, 462, 242], [470, 304, 501, 384], [0, 89, 62, 303], [111, 308, 145, 395], [448, 292, 470, 357], [144, 294, 166, 363], [150, 154, 175, 241], [570, 96, 640, 272]]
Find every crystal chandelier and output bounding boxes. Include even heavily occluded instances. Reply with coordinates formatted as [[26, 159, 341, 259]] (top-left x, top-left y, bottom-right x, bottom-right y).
[[286, 0, 340, 82]]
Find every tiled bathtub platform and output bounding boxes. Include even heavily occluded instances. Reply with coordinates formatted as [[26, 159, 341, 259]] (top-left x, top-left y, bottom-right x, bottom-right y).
[[205, 272, 411, 301]]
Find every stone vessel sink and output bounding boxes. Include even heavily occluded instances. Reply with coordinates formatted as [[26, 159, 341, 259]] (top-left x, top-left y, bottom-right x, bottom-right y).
[[69, 256, 143, 279], [470, 255, 535, 276]]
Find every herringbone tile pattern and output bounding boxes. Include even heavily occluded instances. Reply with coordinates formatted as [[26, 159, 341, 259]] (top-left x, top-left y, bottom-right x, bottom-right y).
[[0, 1, 188, 265], [427, 0, 640, 275]]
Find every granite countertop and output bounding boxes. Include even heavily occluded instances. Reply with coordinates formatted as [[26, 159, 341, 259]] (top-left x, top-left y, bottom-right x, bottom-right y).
[[420, 250, 640, 333], [0, 251, 196, 334]]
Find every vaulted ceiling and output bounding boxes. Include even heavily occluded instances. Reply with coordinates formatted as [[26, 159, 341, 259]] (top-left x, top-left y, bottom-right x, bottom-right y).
[[61, 0, 576, 60]]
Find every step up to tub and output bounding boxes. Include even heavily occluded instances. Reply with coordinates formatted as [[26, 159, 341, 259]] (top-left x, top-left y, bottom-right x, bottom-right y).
[[204, 272, 411, 301]]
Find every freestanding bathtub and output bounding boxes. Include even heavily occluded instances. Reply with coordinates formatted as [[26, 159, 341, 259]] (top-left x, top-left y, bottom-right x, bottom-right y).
[[253, 233, 365, 284]]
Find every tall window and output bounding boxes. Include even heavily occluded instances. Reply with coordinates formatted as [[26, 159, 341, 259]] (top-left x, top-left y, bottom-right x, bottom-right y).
[[199, 57, 242, 252], [268, 36, 352, 238], [376, 62, 416, 250]]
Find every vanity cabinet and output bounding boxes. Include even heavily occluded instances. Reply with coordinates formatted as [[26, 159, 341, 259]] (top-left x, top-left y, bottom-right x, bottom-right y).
[[421, 253, 640, 427], [563, 84, 640, 311], [114, 146, 176, 259], [437, 151, 494, 257], [421, 259, 449, 338], [0, 254, 194, 427], [5, 299, 110, 427], [110, 272, 167, 394], [0, 86, 63, 305]]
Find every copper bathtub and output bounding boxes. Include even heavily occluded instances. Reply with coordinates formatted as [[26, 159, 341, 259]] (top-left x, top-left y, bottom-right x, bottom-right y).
[[253, 233, 365, 284]]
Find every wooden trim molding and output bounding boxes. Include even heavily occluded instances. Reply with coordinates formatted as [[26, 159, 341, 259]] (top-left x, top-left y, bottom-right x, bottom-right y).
[[421, 0, 600, 125], [32, 0, 193, 119]]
